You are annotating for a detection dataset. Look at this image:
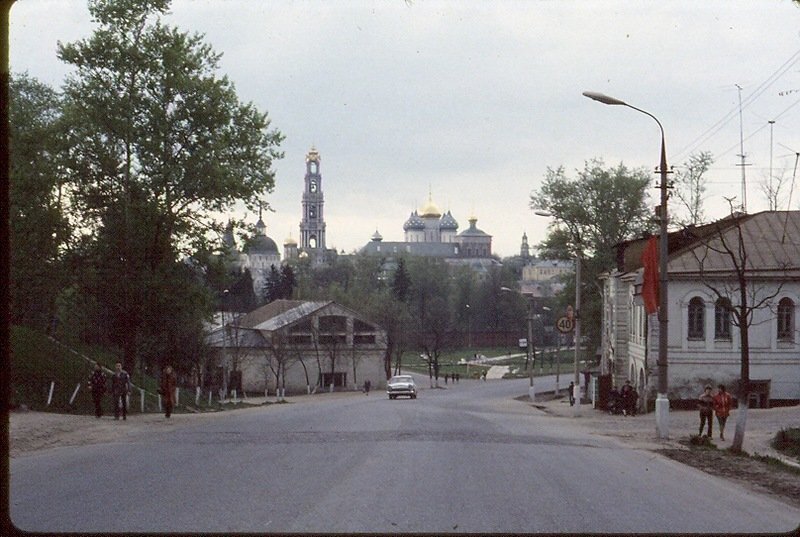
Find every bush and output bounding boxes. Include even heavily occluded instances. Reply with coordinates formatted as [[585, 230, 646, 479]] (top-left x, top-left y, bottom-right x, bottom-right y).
[[771, 428, 800, 460]]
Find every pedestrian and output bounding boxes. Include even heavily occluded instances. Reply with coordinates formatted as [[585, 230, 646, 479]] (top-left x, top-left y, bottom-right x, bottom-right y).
[[620, 380, 637, 416], [88, 362, 107, 418], [111, 362, 131, 420], [159, 365, 177, 418], [697, 384, 714, 437], [455, 373, 460, 383], [364, 379, 371, 395], [712, 384, 734, 440], [568, 381, 575, 406], [444, 373, 448, 384], [481, 370, 487, 381]]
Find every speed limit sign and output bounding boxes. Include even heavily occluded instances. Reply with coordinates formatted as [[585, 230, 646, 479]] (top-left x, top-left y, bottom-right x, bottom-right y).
[[556, 316, 574, 333]]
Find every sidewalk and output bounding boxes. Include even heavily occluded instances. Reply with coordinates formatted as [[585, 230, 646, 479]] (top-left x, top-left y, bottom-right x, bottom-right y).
[[531, 393, 800, 467]]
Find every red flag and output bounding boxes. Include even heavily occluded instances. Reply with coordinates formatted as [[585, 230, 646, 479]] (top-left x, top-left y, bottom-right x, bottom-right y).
[[641, 236, 659, 314]]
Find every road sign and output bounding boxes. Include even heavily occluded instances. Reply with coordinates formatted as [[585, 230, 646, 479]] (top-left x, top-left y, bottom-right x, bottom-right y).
[[556, 316, 574, 333]]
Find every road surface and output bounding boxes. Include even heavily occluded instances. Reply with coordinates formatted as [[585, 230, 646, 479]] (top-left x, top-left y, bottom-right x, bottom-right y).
[[10, 377, 800, 533]]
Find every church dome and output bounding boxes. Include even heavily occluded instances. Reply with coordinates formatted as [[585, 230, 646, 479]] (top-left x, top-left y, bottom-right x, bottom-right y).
[[248, 235, 279, 254], [439, 210, 458, 230], [371, 229, 383, 242], [419, 196, 441, 218], [403, 210, 425, 231], [284, 235, 297, 246], [247, 216, 279, 253]]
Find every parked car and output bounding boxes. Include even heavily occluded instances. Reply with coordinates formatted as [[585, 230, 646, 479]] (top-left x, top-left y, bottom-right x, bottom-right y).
[[387, 375, 417, 399]]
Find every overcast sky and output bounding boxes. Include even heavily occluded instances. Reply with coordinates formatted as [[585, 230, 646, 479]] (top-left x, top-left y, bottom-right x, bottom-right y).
[[9, 0, 800, 257]]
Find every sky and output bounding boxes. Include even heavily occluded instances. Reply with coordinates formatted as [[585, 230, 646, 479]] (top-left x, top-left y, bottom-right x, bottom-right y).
[[9, 0, 800, 258]]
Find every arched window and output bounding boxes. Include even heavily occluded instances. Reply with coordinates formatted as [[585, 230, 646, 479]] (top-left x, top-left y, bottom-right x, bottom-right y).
[[715, 298, 732, 340], [688, 297, 705, 339], [777, 297, 795, 341]]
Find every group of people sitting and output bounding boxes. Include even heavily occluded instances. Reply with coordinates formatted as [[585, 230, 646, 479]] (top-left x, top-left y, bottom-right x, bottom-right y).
[[608, 380, 638, 416]]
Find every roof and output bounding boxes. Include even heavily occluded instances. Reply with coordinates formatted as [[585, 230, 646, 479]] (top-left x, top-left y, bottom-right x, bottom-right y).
[[615, 210, 800, 277], [669, 211, 800, 276], [238, 300, 330, 331]]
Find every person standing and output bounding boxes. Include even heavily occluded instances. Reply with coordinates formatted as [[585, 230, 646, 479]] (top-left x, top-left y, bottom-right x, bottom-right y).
[[697, 384, 714, 437], [364, 379, 371, 395], [88, 362, 107, 418], [568, 381, 575, 406], [160, 365, 177, 418], [111, 362, 131, 420], [712, 384, 734, 440]]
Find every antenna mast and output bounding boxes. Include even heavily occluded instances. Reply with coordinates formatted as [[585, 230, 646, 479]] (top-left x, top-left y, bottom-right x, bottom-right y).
[[735, 84, 750, 212]]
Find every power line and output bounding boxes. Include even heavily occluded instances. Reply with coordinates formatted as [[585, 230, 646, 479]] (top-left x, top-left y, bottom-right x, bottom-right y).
[[673, 47, 800, 163]]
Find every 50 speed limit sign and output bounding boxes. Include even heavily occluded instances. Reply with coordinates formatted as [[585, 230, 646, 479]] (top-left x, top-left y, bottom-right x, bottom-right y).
[[556, 316, 575, 333]]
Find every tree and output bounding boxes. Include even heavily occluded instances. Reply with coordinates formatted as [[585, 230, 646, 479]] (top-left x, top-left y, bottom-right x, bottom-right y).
[[56, 0, 283, 373], [672, 151, 713, 227], [689, 205, 787, 452], [530, 159, 655, 354], [9, 73, 71, 332], [407, 257, 455, 387]]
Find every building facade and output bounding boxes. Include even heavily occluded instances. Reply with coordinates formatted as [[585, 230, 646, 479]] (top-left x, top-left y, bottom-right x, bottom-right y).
[[207, 300, 388, 395], [601, 211, 800, 406]]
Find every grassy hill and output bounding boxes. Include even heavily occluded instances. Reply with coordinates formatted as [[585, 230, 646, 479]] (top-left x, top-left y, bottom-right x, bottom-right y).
[[10, 325, 262, 415]]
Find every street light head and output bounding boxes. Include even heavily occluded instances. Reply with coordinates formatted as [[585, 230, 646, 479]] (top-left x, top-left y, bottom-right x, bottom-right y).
[[534, 210, 553, 217], [582, 91, 627, 106]]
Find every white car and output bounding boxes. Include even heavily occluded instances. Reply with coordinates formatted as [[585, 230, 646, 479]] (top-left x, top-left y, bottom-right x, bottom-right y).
[[387, 375, 417, 399]]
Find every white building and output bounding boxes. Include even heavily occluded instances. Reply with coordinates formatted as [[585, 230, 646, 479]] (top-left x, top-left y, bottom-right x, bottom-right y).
[[207, 300, 388, 395], [601, 211, 800, 407]]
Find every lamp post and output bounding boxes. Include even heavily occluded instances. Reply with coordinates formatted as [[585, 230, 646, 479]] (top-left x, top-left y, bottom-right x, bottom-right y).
[[582, 91, 670, 439], [534, 210, 581, 415], [501, 287, 535, 402]]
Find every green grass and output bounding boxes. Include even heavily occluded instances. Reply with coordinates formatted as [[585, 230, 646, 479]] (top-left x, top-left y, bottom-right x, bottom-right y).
[[9, 325, 251, 415]]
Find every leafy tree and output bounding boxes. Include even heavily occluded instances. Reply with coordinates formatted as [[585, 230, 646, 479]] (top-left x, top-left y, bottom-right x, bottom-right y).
[[55, 0, 283, 372], [263, 265, 283, 303], [672, 151, 713, 227], [530, 159, 654, 354], [9, 73, 70, 332], [391, 257, 411, 303]]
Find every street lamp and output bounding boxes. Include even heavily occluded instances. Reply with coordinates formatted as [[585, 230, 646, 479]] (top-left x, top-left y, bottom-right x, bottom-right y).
[[582, 91, 670, 439], [501, 287, 535, 402], [534, 210, 581, 416]]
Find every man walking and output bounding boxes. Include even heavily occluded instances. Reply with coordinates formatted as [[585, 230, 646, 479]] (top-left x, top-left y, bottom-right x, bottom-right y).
[[697, 384, 714, 437], [159, 365, 177, 418], [111, 362, 131, 420], [88, 362, 107, 418], [712, 384, 734, 440]]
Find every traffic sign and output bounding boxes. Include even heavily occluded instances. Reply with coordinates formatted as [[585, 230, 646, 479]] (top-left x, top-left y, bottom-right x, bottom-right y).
[[556, 316, 574, 333]]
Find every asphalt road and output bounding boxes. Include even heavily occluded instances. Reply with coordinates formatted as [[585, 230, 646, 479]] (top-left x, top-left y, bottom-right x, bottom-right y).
[[10, 377, 800, 533]]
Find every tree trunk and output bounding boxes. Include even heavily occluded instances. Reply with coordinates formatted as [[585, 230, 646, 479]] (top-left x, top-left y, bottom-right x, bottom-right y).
[[731, 399, 748, 452]]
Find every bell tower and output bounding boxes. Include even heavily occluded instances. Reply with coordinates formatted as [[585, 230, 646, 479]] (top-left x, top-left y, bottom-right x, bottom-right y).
[[300, 146, 326, 251]]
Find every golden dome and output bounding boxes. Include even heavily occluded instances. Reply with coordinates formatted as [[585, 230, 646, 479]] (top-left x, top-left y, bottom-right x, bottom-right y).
[[419, 192, 441, 218], [284, 234, 297, 246]]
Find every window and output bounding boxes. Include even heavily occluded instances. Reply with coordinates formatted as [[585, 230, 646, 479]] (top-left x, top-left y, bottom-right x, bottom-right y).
[[778, 297, 794, 341], [688, 297, 704, 339], [715, 298, 732, 340]]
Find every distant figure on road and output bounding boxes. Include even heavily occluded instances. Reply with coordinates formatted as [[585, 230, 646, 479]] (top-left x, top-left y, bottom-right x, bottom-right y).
[[159, 365, 177, 418], [455, 373, 460, 383], [568, 381, 575, 406], [697, 384, 714, 437], [88, 362, 107, 418], [712, 384, 734, 441], [364, 379, 371, 395], [111, 362, 131, 420], [620, 380, 638, 416], [481, 371, 487, 381]]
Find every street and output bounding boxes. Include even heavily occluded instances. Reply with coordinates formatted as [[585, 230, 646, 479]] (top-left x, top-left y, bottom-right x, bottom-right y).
[[10, 377, 800, 533]]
